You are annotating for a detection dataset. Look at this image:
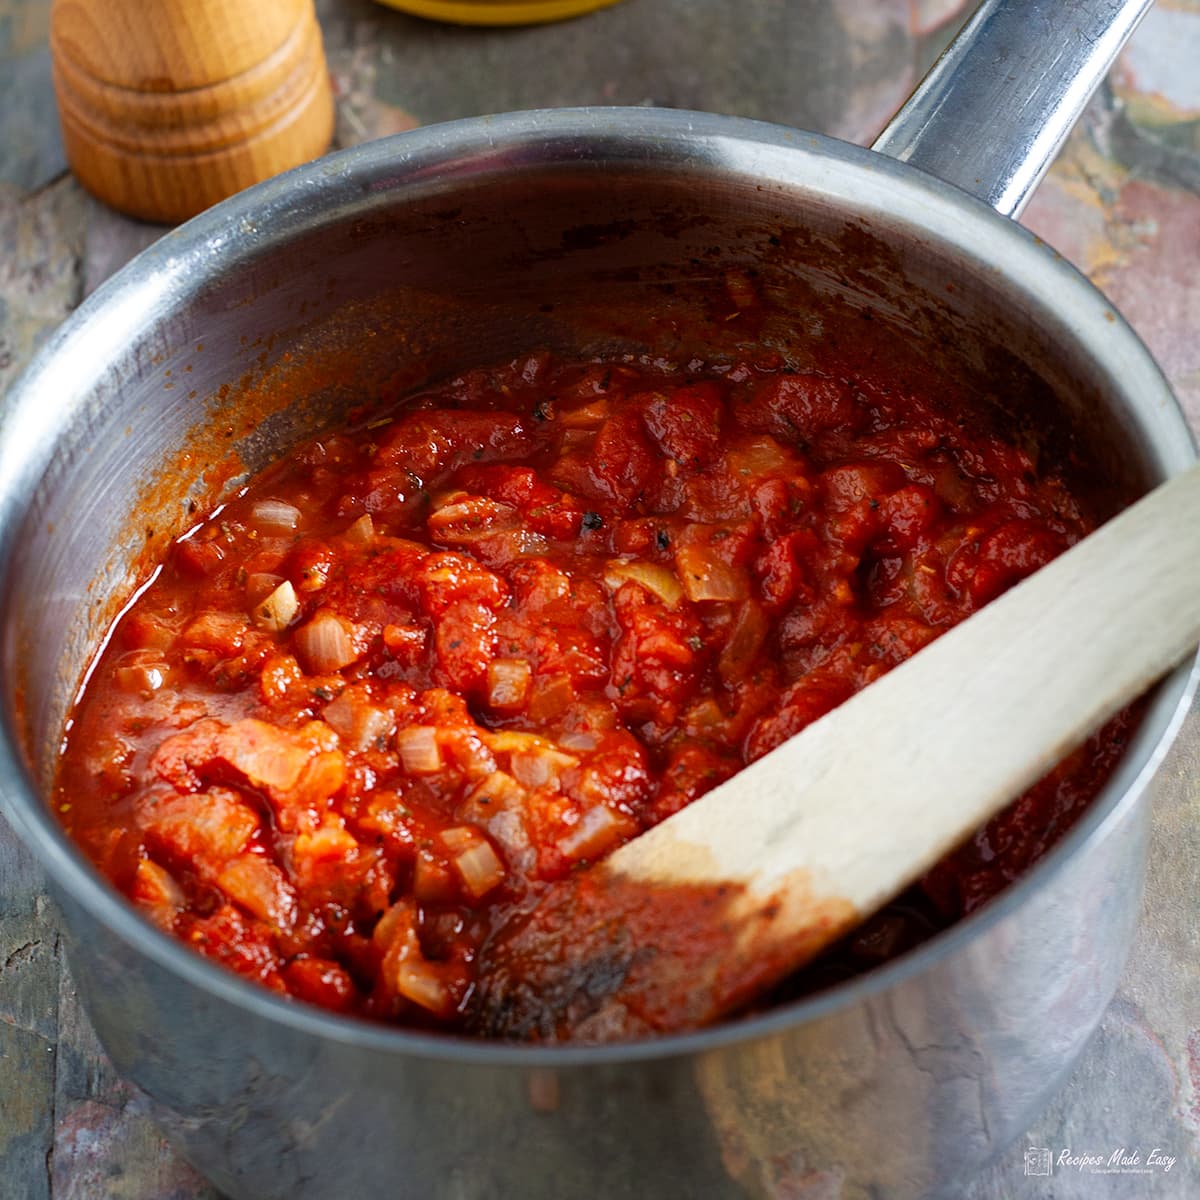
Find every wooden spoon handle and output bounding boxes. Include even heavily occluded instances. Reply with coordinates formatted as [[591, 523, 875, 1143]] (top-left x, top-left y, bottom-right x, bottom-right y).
[[471, 463, 1200, 1041]]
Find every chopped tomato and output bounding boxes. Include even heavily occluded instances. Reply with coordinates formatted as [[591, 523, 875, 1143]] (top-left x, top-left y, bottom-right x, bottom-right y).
[[54, 350, 1128, 1034]]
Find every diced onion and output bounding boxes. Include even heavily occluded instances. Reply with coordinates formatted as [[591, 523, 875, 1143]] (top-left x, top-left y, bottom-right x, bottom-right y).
[[457, 773, 534, 873], [559, 398, 611, 428], [427, 495, 519, 543], [452, 841, 506, 899], [439, 826, 480, 855], [396, 725, 442, 775], [486, 658, 532, 712], [510, 751, 569, 790], [344, 513, 375, 543], [675, 545, 748, 603], [294, 611, 359, 673], [131, 859, 185, 928], [216, 856, 298, 932], [251, 499, 301, 533], [604, 560, 684, 608], [374, 901, 455, 1015], [460, 771, 528, 817], [509, 744, 579, 790], [323, 690, 394, 751], [371, 899, 411, 951], [557, 805, 628, 862], [360, 709, 395, 752], [319, 693, 356, 737], [115, 661, 166, 696], [564, 700, 619, 732], [557, 730, 598, 752], [440, 826, 506, 898], [483, 730, 554, 755], [133, 858, 185, 907], [253, 580, 300, 633], [395, 961, 453, 1016]]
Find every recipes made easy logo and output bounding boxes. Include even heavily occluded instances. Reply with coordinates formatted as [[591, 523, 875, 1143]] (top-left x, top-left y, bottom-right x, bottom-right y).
[[1024, 1146, 1177, 1177]]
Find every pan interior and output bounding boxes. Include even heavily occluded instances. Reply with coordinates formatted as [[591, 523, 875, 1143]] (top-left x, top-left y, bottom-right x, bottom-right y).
[[0, 119, 1188, 1051]]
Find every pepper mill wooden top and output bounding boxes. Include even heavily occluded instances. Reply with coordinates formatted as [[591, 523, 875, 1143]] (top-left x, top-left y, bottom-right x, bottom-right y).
[[51, 0, 335, 224]]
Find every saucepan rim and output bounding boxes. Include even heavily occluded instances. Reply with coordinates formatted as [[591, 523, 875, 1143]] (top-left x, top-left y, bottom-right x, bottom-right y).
[[1, 107, 1196, 1068]]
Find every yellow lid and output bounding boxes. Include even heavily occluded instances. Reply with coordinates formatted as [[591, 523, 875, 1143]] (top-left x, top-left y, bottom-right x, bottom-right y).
[[375, 0, 621, 25]]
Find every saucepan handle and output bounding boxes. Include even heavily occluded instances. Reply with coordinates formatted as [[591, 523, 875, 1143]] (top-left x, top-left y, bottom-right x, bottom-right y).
[[872, 0, 1152, 218]]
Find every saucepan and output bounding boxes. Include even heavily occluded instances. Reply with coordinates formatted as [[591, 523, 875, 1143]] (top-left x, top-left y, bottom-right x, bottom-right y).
[[1, 0, 1196, 1196]]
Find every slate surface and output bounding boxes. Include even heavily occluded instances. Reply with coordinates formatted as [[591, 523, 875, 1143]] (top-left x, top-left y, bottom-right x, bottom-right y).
[[1, 0, 1198, 1196]]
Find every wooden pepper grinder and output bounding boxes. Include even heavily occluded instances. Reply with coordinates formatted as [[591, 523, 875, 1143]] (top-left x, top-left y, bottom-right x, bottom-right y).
[[50, 0, 335, 224]]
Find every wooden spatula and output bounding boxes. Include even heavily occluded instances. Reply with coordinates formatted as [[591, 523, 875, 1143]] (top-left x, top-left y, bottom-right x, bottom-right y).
[[468, 462, 1200, 1042]]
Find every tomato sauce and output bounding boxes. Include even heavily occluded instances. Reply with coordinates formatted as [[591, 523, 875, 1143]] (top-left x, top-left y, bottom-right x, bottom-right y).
[[54, 350, 1132, 1034]]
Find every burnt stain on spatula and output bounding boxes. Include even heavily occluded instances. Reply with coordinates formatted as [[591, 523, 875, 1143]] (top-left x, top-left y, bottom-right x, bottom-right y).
[[468, 864, 859, 1043]]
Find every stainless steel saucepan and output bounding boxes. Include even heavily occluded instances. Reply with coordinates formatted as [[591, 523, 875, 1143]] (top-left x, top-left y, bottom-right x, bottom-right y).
[[1, 1, 1196, 1196]]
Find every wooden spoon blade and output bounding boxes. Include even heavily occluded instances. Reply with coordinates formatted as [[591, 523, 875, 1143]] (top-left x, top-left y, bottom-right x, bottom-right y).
[[469, 869, 858, 1041], [469, 463, 1200, 1042]]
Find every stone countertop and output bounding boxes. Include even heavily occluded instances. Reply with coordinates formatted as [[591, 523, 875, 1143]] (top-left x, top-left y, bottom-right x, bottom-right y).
[[1, 0, 1198, 1196]]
